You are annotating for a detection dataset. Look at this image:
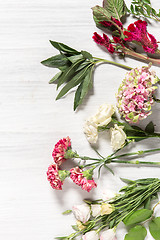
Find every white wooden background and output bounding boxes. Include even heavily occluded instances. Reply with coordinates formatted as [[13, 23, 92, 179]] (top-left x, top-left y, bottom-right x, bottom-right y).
[[0, 0, 160, 239]]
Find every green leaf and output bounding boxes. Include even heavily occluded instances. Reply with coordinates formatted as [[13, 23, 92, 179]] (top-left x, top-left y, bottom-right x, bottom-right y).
[[72, 225, 79, 231], [145, 121, 155, 134], [144, 197, 151, 209], [103, 164, 114, 175], [62, 210, 72, 215], [50, 40, 80, 55], [67, 54, 83, 63], [123, 209, 153, 226], [49, 72, 62, 84], [124, 225, 147, 240], [92, 5, 112, 27], [146, 4, 152, 16], [74, 66, 93, 110], [149, 217, 160, 240], [109, 219, 115, 228], [76, 61, 91, 72], [143, 0, 151, 4], [41, 54, 70, 69], [81, 51, 93, 60], [56, 64, 90, 100], [55, 237, 68, 240], [103, 0, 127, 20], [120, 178, 135, 185], [151, 8, 157, 15], [57, 58, 84, 89], [130, 4, 134, 14]]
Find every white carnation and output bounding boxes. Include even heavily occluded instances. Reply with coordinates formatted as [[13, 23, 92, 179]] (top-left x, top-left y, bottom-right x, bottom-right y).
[[84, 118, 98, 144], [110, 124, 126, 151], [93, 104, 115, 126]]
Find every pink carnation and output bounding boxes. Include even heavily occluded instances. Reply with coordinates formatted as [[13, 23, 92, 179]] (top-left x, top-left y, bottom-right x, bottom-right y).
[[52, 136, 71, 166], [124, 20, 158, 54], [70, 166, 84, 186], [81, 178, 97, 192], [47, 164, 63, 190], [116, 65, 159, 123], [70, 166, 97, 192]]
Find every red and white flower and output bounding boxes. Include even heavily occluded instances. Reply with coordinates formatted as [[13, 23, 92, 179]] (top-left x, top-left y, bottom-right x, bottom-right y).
[[47, 164, 63, 190], [52, 136, 71, 166]]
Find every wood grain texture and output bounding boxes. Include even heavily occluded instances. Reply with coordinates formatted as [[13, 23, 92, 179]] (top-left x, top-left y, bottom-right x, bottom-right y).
[[0, 0, 160, 239]]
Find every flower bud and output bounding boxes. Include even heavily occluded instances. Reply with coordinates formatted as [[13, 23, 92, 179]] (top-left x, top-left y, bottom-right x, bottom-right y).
[[72, 203, 91, 223], [91, 203, 113, 218], [82, 230, 99, 240], [110, 124, 126, 151], [76, 221, 86, 231], [91, 204, 101, 218], [101, 203, 113, 215], [100, 228, 116, 240]]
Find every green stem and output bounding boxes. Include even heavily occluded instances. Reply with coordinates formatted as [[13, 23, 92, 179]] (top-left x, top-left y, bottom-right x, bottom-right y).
[[94, 57, 132, 70], [124, 48, 160, 66], [108, 148, 160, 161], [110, 159, 160, 165]]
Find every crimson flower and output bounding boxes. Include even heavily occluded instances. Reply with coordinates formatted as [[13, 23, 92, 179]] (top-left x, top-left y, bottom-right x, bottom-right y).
[[92, 32, 115, 54], [100, 17, 123, 29], [124, 20, 158, 54]]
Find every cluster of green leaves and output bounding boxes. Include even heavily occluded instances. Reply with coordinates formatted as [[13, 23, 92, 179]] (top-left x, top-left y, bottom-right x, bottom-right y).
[[41, 41, 98, 110], [116, 120, 160, 142], [99, 119, 160, 143], [129, 0, 160, 21], [117, 178, 160, 240], [92, 0, 127, 28]]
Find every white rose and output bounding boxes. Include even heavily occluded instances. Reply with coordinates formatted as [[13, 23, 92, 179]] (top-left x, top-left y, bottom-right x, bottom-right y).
[[110, 124, 126, 151], [82, 230, 99, 240], [91, 204, 101, 218], [100, 228, 116, 240], [93, 104, 115, 126], [72, 203, 91, 223], [84, 118, 98, 144]]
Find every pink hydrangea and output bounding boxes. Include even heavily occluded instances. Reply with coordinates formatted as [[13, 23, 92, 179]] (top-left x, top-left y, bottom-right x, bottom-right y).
[[47, 164, 63, 190], [116, 65, 159, 123], [52, 136, 71, 166], [70, 166, 97, 192], [124, 20, 158, 54]]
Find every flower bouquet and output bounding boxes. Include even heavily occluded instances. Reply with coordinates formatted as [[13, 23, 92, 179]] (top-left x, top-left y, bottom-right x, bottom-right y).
[[41, 0, 160, 239]]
